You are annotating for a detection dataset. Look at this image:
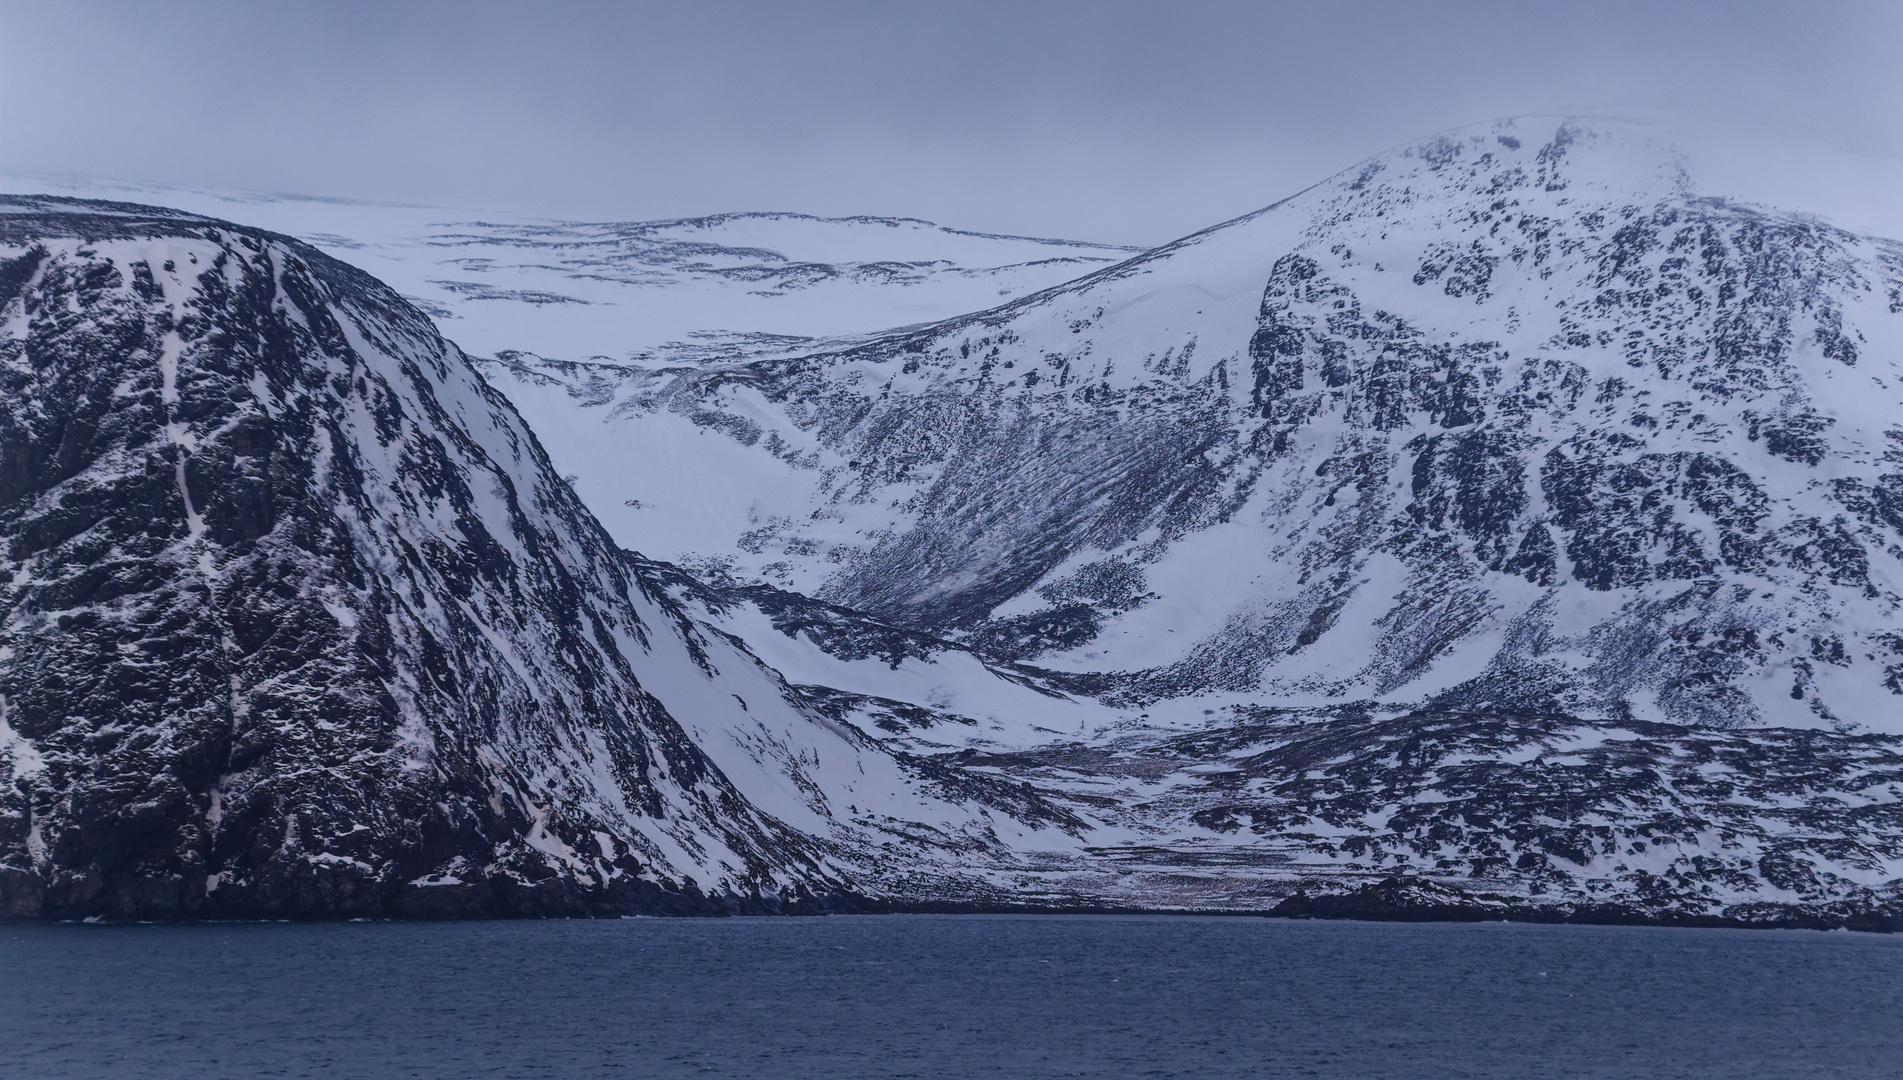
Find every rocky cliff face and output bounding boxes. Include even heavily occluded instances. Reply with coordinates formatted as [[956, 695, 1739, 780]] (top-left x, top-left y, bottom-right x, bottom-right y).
[[0, 197, 884, 919], [0, 173, 1143, 365]]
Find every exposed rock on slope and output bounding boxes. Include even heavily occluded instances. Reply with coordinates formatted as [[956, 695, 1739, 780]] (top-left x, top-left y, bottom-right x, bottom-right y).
[[639, 558, 1903, 928], [944, 707, 1903, 927]]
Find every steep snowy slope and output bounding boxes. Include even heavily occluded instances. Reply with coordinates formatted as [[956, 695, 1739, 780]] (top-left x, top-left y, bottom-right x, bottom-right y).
[[0, 174, 1138, 362], [0, 197, 1108, 920], [493, 117, 1903, 735]]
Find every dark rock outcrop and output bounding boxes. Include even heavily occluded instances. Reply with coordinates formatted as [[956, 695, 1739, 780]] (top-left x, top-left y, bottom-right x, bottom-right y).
[[0, 198, 853, 920]]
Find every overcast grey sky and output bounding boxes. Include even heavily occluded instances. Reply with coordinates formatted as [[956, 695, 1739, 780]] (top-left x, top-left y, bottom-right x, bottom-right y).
[[3, 0, 1899, 245]]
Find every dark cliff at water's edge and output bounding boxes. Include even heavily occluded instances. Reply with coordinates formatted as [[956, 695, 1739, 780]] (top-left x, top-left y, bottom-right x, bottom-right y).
[[0, 197, 872, 920]]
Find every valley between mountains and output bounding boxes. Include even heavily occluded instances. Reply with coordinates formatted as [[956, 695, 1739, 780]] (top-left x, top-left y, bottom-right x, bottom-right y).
[[3, 116, 1902, 927]]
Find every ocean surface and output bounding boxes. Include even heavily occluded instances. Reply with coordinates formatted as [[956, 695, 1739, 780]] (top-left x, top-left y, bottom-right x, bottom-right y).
[[3, 915, 1900, 1079]]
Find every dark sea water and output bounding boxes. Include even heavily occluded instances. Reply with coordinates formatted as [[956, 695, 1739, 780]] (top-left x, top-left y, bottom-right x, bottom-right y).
[[3, 915, 1901, 1079]]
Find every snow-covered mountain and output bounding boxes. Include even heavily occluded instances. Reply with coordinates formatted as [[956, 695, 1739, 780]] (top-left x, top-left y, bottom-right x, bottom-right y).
[[0, 174, 1140, 363], [0, 197, 1107, 920], [488, 116, 1903, 737], [5, 116, 1903, 928]]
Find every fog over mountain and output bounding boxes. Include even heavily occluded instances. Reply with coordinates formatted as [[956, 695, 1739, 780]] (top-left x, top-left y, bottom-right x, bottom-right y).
[[5, 1, 1901, 244]]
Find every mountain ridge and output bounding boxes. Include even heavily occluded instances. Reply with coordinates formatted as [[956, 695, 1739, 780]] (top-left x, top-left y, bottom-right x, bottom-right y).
[[0, 174, 1142, 364], [493, 116, 1903, 734]]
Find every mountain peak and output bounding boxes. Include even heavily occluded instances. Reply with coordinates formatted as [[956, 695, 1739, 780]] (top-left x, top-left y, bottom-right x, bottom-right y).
[[497, 115, 1903, 736], [1370, 115, 1693, 201]]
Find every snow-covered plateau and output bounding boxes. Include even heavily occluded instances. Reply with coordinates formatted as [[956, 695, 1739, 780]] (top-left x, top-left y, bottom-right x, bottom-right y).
[[3, 116, 1902, 927]]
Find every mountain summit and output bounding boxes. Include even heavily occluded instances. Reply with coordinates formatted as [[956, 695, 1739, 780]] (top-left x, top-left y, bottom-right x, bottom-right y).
[[496, 116, 1903, 733]]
